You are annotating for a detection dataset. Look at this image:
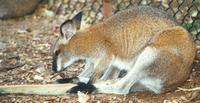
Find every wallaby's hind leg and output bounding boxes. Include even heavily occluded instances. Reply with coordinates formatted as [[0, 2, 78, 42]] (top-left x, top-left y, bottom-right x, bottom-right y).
[[94, 46, 159, 94], [100, 66, 114, 80], [130, 77, 163, 93], [100, 66, 121, 81]]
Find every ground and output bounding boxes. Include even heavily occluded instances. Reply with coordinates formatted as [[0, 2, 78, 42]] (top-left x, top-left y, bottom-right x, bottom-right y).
[[0, 4, 200, 103]]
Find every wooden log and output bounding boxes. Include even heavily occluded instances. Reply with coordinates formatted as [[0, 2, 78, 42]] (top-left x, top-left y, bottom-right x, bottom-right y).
[[0, 83, 76, 95]]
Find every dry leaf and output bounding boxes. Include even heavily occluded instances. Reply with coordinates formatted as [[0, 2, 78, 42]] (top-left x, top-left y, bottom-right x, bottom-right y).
[[77, 91, 89, 103]]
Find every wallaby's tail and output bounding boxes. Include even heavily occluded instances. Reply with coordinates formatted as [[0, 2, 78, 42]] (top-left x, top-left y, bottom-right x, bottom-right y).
[[0, 84, 76, 95]]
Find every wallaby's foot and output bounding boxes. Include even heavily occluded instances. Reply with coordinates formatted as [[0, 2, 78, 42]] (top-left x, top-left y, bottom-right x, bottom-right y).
[[66, 82, 96, 93], [56, 77, 80, 84]]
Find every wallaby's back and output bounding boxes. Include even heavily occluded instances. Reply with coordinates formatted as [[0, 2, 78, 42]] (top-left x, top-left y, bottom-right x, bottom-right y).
[[95, 6, 179, 59]]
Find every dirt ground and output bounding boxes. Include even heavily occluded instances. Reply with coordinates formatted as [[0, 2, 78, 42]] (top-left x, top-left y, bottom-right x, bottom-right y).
[[0, 4, 200, 103]]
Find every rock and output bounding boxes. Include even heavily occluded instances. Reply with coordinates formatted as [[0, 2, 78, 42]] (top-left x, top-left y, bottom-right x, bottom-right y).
[[34, 75, 44, 80], [16, 29, 27, 34], [35, 65, 46, 74], [0, 0, 42, 19], [163, 100, 173, 103], [40, 8, 55, 17]]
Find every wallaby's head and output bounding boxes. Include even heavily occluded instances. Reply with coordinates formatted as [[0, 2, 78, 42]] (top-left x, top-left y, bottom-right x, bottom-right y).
[[52, 12, 83, 72]]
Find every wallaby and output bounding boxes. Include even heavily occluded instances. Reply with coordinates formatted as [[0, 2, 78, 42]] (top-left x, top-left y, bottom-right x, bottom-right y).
[[52, 6, 196, 94]]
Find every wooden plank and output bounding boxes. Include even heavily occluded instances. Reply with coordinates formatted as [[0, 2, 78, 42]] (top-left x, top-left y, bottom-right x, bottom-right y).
[[0, 83, 76, 95]]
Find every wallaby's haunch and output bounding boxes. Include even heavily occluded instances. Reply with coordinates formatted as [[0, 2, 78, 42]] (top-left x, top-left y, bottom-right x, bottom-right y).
[[52, 6, 196, 94]]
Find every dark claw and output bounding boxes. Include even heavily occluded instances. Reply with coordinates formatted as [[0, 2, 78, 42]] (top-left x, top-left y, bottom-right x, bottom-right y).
[[56, 77, 80, 84], [67, 82, 96, 93]]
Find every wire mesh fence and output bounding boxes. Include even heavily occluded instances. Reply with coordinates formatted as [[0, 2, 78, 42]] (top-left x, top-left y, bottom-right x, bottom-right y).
[[49, 0, 200, 43]]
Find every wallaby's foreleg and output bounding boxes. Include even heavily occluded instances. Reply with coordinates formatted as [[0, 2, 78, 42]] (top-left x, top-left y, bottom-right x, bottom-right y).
[[99, 66, 114, 80], [78, 61, 94, 78], [67, 56, 113, 93], [100, 66, 121, 80], [56, 61, 94, 84], [89, 56, 113, 83], [77, 61, 95, 83]]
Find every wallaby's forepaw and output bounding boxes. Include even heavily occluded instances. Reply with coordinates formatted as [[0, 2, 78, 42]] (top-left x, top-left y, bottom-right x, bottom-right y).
[[66, 82, 96, 93], [56, 77, 80, 84]]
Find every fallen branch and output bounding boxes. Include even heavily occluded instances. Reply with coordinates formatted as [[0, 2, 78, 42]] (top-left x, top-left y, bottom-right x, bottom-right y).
[[178, 87, 200, 92], [0, 83, 76, 95]]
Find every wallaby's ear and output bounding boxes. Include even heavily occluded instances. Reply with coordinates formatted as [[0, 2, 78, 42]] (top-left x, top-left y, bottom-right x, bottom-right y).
[[72, 11, 83, 30], [60, 20, 76, 39], [60, 12, 83, 39]]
